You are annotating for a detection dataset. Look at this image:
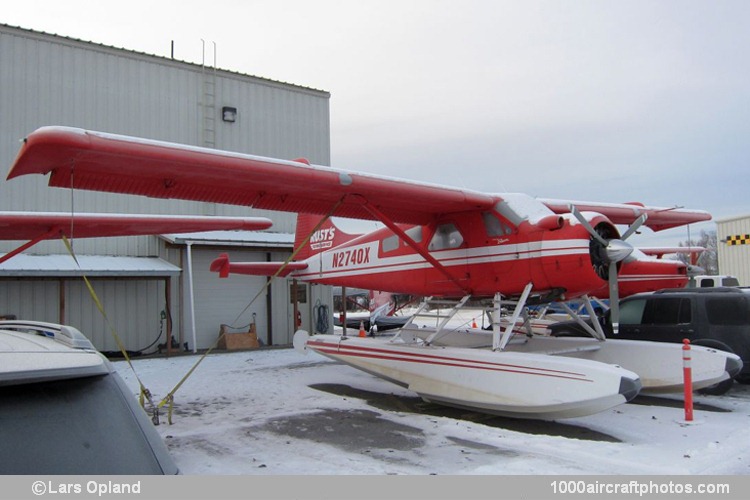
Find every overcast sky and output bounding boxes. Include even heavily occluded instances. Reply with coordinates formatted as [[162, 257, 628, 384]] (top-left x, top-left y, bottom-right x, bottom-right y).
[[3, 0, 749, 246]]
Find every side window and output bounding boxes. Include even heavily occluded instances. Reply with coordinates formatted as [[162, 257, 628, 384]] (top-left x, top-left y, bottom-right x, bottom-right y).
[[642, 298, 691, 325], [381, 226, 422, 253], [706, 297, 750, 326], [619, 299, 646, 326], [428, 223, 464, 251], [677, 299, 692, 324], [700, 278, 715, 288], [722, 277, 740, 287], [382, 235, 399, 253]]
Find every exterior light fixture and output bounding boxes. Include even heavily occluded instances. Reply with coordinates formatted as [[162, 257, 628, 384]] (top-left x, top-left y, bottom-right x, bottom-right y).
[[222, 106, 237, 123]]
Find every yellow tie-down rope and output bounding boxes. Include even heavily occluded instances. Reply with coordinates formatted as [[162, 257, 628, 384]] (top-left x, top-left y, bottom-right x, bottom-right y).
[[62, 235, 158, 420], [64, 198, 344, 425]]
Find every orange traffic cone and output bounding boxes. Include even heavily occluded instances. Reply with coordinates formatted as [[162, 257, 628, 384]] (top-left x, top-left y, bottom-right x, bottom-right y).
[[359, 321, 366, 337], [472, 318, 478, 328]]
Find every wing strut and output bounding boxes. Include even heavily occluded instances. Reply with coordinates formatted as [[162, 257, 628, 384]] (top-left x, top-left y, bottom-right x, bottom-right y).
[[0, 228, 61, 265], [361, 203, 472, 295], [494, 283, 533, 351]]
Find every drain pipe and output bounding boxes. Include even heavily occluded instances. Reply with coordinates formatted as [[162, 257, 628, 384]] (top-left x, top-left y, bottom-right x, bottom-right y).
[[185, 241, 198, 353]]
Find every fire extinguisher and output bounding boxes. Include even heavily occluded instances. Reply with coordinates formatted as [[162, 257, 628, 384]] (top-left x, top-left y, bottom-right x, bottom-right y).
[[296, 310, 302, 328]]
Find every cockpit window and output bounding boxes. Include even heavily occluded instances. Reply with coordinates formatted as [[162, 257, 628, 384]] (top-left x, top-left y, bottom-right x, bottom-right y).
[[493, 200, 525, 227], [429, 223, 464, 251], [482, 212, 513, 236], [405, 225, 423, 243]]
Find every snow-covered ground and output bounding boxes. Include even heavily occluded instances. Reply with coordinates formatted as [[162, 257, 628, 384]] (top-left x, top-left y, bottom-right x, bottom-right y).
[[114, 344, 750, 475]]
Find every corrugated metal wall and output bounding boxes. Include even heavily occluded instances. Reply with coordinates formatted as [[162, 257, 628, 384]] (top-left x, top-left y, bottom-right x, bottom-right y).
[[0, 280, 60, 321], [0, 277, 170, 352], [65, 278, 167, 354], [717, 215, 750, 286], [0, 24, 332, 351]]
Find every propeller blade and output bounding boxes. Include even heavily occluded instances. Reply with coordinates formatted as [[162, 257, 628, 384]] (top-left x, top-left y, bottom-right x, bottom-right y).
[[620, 213, 648, 241], [568, 204, 608, 246], [608, 262, 620, 335]]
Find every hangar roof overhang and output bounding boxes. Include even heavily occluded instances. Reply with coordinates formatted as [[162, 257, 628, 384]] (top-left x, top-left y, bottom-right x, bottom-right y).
[[0, 254, 181, 278]]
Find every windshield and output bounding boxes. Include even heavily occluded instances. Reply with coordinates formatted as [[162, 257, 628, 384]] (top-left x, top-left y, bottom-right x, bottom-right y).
[[493, 193, 555, 227]]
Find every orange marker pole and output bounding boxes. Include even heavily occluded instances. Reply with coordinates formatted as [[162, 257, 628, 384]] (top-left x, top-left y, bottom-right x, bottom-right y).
[[683, 339, 693, 422]]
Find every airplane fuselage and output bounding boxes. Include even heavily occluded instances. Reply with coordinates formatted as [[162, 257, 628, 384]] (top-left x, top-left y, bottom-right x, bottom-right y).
[[292, 210, 613, 299]]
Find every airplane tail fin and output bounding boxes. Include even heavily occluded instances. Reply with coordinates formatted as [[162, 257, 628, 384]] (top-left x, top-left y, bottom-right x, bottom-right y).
[[294, 213, 360, 260]]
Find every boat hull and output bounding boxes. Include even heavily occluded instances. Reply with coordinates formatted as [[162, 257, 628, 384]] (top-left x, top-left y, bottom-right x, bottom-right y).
[[296, 332, 640, 420]]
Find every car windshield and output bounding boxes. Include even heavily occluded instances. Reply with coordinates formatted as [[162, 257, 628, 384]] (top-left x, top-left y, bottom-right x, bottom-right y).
[[0, 374, 168, 474]]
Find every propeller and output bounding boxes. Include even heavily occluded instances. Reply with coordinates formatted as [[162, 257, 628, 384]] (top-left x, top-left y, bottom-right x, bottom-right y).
[[569, 205, 648, 334]]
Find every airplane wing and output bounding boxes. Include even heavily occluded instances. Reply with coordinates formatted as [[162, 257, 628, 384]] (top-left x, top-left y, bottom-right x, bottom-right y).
[[540, 199, 711, 232], [638, 246, 705, 258], [7, 127, 496, 225], [7, 127, 711, 231], [0, 212, 272, 240], [0, 211, 272, 264]]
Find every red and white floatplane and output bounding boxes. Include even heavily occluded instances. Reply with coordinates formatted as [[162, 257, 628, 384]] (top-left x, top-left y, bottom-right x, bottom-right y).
[[8, 126, 741, 420]]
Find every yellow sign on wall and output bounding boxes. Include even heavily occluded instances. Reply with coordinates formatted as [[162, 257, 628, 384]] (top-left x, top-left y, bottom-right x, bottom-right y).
[[726, 234, 750, 246]]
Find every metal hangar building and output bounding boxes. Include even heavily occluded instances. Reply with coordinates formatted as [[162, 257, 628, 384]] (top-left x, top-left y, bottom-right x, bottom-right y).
[[0, 24, 333, 353], [716, 214, 750, 287]]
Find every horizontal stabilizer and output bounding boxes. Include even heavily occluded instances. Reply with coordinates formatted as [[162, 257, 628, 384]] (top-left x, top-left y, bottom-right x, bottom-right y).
[[210, 253, 308, 278]]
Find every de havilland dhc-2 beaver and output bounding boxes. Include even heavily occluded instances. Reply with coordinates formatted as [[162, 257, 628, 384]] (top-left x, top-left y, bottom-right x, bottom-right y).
[[6, 126, 742, 419]]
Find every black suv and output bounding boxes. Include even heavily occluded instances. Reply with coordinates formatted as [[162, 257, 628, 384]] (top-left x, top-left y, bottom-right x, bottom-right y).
[[548, 287, 750, 392]]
